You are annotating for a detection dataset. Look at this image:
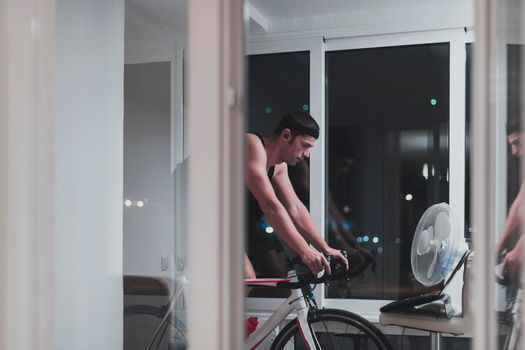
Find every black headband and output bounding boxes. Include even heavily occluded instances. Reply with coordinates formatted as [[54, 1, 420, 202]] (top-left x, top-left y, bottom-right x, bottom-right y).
[[282, 120, 319, 139]]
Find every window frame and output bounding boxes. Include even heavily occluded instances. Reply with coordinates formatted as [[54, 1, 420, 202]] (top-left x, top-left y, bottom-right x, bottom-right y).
[[246, 28, 475, 323], [246, 36, 326, 311], [326, 28, 472, 321]]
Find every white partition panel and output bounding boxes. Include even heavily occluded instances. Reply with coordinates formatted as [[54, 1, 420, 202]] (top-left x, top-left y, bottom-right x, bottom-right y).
[[471, 0, 499, 349], [0, 1, 55, 349], [188, 0, 245, 349], [1, 1, 125, 349], [54, 1, 124, 349]]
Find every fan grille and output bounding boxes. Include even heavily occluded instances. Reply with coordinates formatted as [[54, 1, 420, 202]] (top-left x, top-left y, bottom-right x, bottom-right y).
[[410, 202, 461, 286]]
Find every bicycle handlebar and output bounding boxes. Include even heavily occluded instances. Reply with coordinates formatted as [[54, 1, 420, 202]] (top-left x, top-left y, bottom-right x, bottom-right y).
[[275, 251, 349, 289], [496, 250, 521, 287]]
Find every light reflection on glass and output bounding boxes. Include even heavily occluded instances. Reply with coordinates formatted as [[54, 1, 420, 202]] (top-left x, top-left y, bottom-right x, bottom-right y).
[[422, 163, 429, 179]]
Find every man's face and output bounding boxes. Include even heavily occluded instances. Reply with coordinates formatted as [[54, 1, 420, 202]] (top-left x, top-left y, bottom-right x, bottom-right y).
[[508, 132, 522, 157], [282, 133, 316, 166]]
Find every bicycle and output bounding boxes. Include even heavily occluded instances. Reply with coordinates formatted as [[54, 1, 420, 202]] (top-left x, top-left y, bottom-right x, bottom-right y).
[[124, 252, 393, 350]]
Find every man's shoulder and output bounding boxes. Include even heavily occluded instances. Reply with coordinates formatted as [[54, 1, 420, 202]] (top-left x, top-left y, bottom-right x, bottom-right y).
[[245, 133, 259, 141], [245, 133, 264, 149], [245, 133, 266, 163]]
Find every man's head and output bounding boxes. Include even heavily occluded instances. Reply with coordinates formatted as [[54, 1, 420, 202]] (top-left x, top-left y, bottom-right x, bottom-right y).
[[273, 111, 320, 166], [507, 120, 522, 157]]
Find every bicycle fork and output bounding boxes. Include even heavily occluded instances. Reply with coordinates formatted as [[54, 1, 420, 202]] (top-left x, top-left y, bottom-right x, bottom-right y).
[[296, 303, 321, 350], [245, 288, 320, 350]]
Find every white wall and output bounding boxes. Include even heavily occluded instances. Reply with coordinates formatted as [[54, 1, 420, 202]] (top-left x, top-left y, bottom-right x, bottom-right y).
[[54, 1, 124, 349]]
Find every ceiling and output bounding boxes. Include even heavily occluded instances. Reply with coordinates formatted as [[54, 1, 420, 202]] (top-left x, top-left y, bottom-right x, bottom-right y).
[[125, 0, 187, 47], [125, 0, 473, 48], [249, 0, 428, 20]]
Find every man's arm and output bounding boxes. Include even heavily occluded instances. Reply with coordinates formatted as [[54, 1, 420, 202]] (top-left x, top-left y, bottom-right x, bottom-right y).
[[271, 163, 349, 270], [497, 181, 525, 254], [245, 135, 331, 275]]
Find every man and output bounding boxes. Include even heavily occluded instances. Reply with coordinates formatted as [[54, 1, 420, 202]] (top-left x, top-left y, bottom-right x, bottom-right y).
[[245, 111, 348, 279], [497, 121, 524, 278]]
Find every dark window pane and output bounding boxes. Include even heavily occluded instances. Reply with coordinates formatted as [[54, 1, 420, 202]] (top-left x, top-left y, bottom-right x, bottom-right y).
[[507, 44, 522, 210], [326, 43, 450, 300], [246, 52, 310, 298], [248, 52, 310, 135], [465, 43, 472, 240]]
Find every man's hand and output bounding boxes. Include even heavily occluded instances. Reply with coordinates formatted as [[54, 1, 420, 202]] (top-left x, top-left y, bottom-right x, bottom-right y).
[[299, 249, 331, 276], [502, 236, 524, 279], [324, 246, 349, 271], [502, 246, 522, 279]]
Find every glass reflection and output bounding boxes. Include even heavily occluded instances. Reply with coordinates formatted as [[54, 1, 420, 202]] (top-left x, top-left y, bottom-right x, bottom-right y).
[[494, 43, 523, 350], [122, 0, 189, 349]]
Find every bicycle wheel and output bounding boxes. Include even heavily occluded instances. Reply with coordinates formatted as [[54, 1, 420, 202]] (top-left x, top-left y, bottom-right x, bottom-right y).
[[124, 305, 187, 350], [270, 308, 392, 350]]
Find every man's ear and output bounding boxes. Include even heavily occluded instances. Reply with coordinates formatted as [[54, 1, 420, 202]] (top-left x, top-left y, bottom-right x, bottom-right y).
[[281, 128, 292, 140]]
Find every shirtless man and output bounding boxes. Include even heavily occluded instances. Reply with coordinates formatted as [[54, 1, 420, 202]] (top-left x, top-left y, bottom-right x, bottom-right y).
[[245, 111, 348, 279], [496, 121, 524, 278]]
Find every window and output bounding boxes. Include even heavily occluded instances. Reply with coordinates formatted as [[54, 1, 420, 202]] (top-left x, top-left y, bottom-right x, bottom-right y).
[[246, 51, 310, 298], [506, 44, 522, 208], [326, 43, 450, 299]]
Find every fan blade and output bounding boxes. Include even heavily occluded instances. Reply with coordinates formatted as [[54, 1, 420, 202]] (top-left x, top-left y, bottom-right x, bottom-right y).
[[417, 227, 433, 255], [427, 249, 438, 279], [434, 212, 451, 242]]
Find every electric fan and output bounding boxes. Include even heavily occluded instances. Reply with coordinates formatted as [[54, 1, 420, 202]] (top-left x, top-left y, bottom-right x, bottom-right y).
[[411, 202, 468, 287]]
